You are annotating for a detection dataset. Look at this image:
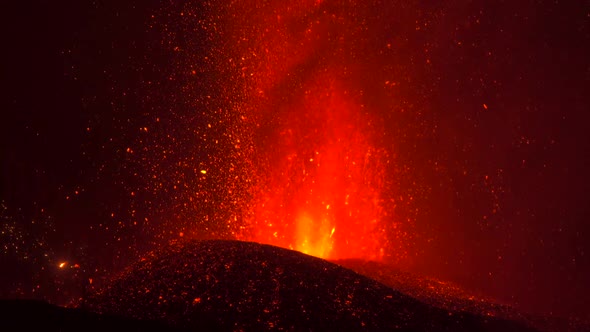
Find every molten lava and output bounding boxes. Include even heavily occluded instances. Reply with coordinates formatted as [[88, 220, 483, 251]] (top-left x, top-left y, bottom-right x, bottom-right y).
[[212, 1, 390, 260], [240, 79, 387, 260]]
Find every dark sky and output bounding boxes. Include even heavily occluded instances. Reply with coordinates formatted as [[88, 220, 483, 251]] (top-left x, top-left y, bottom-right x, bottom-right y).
[[1, 0, 589, 320]]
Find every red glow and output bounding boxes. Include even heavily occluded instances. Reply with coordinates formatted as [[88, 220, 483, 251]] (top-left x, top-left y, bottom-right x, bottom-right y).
[[222, 1, 390, 260], [240, 79, 387, 260]]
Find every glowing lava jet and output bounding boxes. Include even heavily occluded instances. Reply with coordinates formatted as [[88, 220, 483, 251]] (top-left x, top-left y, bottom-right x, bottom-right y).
[[206, 1, 392, 261], [241, 77, 387, 260]]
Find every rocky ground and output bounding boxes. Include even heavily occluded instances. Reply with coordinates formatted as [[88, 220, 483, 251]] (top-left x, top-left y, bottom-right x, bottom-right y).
[[83, 239, 536, 331], [4, 239, 587, 331]]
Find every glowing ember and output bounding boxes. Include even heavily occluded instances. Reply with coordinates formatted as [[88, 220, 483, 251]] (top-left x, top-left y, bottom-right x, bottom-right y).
[[239, 81, 388, 260], [205, 1, 392, 260]]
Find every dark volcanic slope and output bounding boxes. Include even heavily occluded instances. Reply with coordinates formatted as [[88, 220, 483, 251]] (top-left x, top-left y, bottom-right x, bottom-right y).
[[334, 260, 588, 332], [334, 259, 518, 317], [86, 240, 535, 331]]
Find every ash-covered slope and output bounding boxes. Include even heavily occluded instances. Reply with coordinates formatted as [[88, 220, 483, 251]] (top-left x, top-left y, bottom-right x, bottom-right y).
[[333, 259, 517, 317], [87, 240, 535, 331], [334, 259, 587, 332]]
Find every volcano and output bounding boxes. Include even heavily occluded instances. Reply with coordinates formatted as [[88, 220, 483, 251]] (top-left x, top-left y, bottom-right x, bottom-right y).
[[84, 240, 536, 331]]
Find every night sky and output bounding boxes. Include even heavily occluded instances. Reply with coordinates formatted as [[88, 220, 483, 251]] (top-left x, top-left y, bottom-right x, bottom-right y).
[[1, 0, 588, 321]]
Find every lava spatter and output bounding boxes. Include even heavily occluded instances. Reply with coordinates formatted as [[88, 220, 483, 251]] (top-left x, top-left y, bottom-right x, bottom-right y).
[[184, 0, 402, 261]]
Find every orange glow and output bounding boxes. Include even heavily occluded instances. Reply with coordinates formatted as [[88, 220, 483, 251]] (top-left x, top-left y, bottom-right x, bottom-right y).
[[203, 1, 394, 261], [294, 213, 333, 258], [58, 262, 66, 268], [184, 1, 398, 261], [238, 80, 387, 260]]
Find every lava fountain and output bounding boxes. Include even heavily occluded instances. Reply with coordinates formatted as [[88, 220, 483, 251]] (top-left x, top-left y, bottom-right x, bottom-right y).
[[196, 1, 393, 261], [240, 76, 388, 260]]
